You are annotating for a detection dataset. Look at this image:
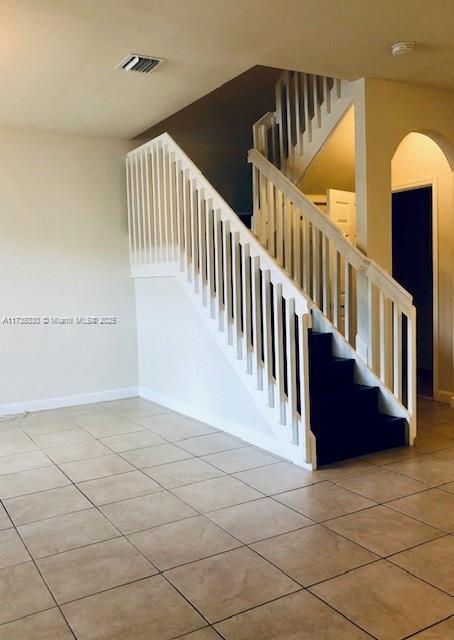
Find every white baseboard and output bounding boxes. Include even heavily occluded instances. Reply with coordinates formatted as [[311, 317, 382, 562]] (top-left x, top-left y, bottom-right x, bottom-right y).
[[0, 387, 139, 417], [139, 386, 311, 469]]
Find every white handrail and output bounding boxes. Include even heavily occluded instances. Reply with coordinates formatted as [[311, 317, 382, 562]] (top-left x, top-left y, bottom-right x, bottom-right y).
[[249, 147, 416, 441], [127, 133, 314, 461]]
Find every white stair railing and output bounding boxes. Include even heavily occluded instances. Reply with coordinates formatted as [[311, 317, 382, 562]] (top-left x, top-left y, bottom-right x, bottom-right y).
[[126, 133, 315, 464], [249, 148, 416, 443], [253, 70, 353, 184]]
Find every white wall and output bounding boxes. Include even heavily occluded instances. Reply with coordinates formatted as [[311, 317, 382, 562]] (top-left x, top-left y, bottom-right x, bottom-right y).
[[135, 276, 276, 441], [299, 106, 355, 195], [0, 128, 138, 412]]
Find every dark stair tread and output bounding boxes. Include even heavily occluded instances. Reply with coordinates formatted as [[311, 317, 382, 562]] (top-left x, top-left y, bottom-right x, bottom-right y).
[[308, 328, 408, 466], [311, 382, 376, 400]]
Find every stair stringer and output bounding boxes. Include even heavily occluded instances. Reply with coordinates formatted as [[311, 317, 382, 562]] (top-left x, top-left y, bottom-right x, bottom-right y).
[[133, 263, 314, 469], [311, 308, 412, 445]]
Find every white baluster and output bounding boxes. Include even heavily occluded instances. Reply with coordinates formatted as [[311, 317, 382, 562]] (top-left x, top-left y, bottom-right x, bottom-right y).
[[206, 198, 216, 318], [274, 282, 286, 424], [262, 269, 274, 407], [215, 210, 225, 331], [242, 243, 253, 373], [223, 220, 233, 344], [252, 257, 263, 389], [232, 232, 243, 359]]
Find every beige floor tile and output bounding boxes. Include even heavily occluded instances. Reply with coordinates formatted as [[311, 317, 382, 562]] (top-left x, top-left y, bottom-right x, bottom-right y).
[[38, 537, 157, 603], [30, 428, 95, 449], [122, 443, 192, 468], [325, 505, 443, 556], [275, 481, 375, 521], [387, 488, 454, 531], [58, 402, 109, 417], [413, 433, 454, 453], [252, 524, 377, 586], [75, 414, 143, 438], [202, 447, 279, 473], [207, 498, 312, 543], [0, 562, 54, 624], [18, 508, 119, 558], [410, 617, 454, 639], [129, 515, 240, 570], [385, 455, 454, 486], [100, 430, 165, 452], [177, 433, 244, 456], [62, 575, 204, 640], [0, 528, 30, 568], [390, 536, 454, 595], [334, 467, 428, 502], [428, 422, 454, 439], [102, 397, 160, 413], [143, 457, 224, 489], [100, 491, 196, 534], [234, 461, 317, 494], [44, 439, 111, 464], [107, 400, 170, 420], [215, 589, 372, 639], [4, 485, 91, 525], [0, 450, 52, 475], [359, 446, 421, 466], [78, 470, 161, 505], [139, 413, 217, 440], [441, 481, 454, 493], [431, 447, 454, 462], [172, 476, 261, 512], [0, 504, 12, 530], [0, 608, 74, 640], [310, 459, 372, 481], [59, 453, 134, 482], [0, 429, 37, 456], [21, 420, 75, 437], [165, 547, 299, 623], [418, 403, 454, 428], [179, 629, 223, 640], [311, 560, 454, 640], [0, 466, 70, 499]]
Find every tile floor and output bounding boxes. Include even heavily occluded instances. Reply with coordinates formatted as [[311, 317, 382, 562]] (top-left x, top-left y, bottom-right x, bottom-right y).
[[0, 396, 453, 639]]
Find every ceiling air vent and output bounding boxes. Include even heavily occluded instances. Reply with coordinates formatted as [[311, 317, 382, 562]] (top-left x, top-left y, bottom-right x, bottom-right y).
[[117, 54, 164, 74]]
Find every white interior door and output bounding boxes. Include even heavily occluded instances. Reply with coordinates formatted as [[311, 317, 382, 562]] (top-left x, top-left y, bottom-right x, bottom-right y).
[[327, 189, 356, 244]]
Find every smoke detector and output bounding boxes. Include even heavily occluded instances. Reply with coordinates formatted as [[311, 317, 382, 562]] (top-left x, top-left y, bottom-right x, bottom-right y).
[[391, 42, 415, 57], [117, 54, 164, 74]]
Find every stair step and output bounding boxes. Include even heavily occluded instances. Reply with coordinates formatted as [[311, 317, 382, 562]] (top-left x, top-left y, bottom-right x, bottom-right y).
[[310, 357, 355, 393], [316, 415, 407, 467], [308, 328, 408, 466], [308, 331, 332, 362], [310, 384, 380, 430]]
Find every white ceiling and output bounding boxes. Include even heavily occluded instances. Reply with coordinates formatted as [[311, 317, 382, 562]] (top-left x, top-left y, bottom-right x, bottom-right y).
[[1, 0, 453, 138]]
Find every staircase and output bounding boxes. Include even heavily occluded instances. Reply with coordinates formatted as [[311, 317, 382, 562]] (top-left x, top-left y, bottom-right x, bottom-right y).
[[309, 330, 406, 466], [253, 70, 353, 184], [125, 69, 416, 470]]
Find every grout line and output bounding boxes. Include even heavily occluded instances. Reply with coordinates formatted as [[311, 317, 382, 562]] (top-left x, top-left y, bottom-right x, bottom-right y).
[[1, 402, 454, 638]]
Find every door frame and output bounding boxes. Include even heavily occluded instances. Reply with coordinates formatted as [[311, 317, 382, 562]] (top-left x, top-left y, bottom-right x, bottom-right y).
[[392, 177, 438, 399]]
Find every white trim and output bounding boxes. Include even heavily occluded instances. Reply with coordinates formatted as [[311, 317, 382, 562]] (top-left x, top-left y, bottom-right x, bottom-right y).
[[139, 386, 311, 468], [392, 178, 439, 400], [0, 387, 139, 417]]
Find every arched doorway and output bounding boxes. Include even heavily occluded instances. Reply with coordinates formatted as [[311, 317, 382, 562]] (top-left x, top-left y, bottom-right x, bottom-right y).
[[391, 132, 454, 400]]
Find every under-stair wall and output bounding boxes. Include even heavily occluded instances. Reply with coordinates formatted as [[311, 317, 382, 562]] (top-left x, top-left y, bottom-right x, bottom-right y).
[[127, 133, 316, 468]]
